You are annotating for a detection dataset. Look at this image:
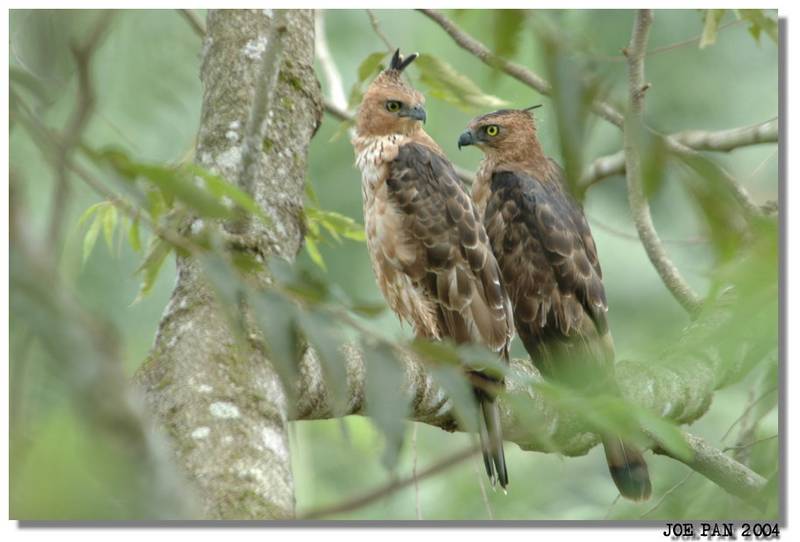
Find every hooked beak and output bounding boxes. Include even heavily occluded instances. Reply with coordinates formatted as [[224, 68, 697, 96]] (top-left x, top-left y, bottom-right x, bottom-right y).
[[457, 130, 475, 150], [399, 104, 427, 124]]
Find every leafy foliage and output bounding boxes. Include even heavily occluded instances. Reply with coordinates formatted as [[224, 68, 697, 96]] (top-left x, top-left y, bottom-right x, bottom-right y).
[[699, 9, 778, 48], [10, 8, 779, 521], [303, 182, 365, 271]]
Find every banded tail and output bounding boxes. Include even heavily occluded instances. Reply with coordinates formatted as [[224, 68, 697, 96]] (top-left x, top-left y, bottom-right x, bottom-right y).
[[602, 435, 652, 501], [478, 395, 508, 490]]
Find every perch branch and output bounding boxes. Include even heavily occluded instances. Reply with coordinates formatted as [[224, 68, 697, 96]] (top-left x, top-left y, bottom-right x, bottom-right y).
[[293, 340, 765, 504], [623, 10, 703, 315]]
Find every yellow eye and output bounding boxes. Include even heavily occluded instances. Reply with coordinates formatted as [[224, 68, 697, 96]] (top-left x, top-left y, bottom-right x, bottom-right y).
[[485, 125, 499, 137], [386, 101, 402, 112]]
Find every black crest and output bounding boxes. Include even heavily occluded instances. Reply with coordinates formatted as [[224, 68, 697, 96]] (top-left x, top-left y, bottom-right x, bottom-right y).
[[523, 104, 543, 113], [389, 48, 419, 72]]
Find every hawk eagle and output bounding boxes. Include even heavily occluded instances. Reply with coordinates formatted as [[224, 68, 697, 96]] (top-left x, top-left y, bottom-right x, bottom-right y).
[[459, 107, 652, 500], [352, 50, 514, 489]]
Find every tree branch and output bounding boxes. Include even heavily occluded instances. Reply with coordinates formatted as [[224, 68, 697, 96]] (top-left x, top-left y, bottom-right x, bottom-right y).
[[178, 9, 206, 38], [579, 119, 779, 189], [418, 8, 624, 128], [623, 10, 703, 315], [366, 10, 394, 53], [655, 432, 767, 506], [291, 334, 767, 504]]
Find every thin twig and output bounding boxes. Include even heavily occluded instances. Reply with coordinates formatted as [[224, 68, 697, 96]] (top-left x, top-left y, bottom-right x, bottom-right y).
[[418, 9, 622, 128], [473, 454, 494, 519], [648, 19, 744, 57], [411, 423, 422, 520], [315, 11, 348, 111], [47, 11, 114, 256], [723, 435, 778, 453], [603, 494, 621, 519], [300, 445, 479, 519], [721, 386, 778, 442], [178, 9, 205, 38], [653, 431, 767, 505], [588, 214, 708, 246], [623, 10, 703, 316], [366, 10, 394, 52], [596, 19, 745, 62], [640, 471, 694, 518]]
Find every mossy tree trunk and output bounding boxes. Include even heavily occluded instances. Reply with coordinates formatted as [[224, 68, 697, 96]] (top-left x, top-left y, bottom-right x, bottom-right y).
[[136, 9, 322, 520]]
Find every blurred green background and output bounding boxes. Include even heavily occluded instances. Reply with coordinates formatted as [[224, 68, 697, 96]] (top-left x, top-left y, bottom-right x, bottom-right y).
[[9, 9, 779, 520]]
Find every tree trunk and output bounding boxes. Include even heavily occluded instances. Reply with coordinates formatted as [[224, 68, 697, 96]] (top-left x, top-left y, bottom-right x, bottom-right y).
[[135, 9, 322, 520]]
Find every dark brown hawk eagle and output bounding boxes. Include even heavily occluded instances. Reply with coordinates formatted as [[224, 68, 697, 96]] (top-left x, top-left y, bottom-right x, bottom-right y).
[[458, 107, 652, 501], [352, 50, 515, 489]]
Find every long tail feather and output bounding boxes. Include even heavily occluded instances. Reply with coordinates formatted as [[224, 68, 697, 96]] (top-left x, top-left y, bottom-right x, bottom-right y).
[[602, 435, 652, 501], [479, 397, 508, 490]]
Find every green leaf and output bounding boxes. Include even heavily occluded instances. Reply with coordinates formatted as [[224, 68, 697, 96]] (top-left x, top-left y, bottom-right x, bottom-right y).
[[101, 204, 118, 252], [635, 410, 693, 461], [88, 147, 233, 219], [132, 236, 172, 304], [128, 216, 142, 252], [410, 337, 461, 366], [358, 51, 387, 82], [736, 9, 778, 44], [414, 54, 508, 111], [304, 236, 326, 270], [363, 342, 409, 469], [306, 207, 366, 243], [183, 163, 269, 223], [82, 212, 103, 264], [699, 9, 726, 49], [77, 201, 107, 228]]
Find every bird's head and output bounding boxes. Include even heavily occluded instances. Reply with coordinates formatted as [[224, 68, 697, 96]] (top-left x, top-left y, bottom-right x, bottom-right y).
[[356, 49, 427, 137], [458, 105, 543, 159]]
